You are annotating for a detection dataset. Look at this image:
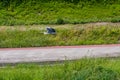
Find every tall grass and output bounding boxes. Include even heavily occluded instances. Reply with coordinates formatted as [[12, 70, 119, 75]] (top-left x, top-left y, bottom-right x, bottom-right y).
[[0, 0, 120, 25], [0, 58, 120, 80], [0, 25, 120, 48]]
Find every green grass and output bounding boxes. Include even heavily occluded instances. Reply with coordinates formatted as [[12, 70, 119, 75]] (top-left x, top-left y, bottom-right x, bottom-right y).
[[0, 25, 120, 48], [0, 58, 120, 80], [0, 0, 120, 25]]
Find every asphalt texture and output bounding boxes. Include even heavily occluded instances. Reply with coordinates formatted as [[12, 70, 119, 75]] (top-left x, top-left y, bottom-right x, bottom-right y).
[[0, 44, 120, 65]]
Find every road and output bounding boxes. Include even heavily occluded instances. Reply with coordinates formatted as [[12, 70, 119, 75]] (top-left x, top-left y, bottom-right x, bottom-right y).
[[0, 44, 120, 65]]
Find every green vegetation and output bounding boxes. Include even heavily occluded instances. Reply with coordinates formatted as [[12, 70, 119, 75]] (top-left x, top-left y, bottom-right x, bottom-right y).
[[0, 25, 120, 48], [0, 58, 120, 80], [0, 0, 120, 25]]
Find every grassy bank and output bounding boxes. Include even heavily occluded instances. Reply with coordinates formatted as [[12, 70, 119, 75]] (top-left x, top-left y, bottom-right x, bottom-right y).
[[0, 0, 120, 25], [0, 24, 120, 48], [0, 58, 120, 80]]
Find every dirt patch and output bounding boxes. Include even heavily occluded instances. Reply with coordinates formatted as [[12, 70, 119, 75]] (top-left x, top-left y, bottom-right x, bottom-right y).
[[0, 22, 120, 31]]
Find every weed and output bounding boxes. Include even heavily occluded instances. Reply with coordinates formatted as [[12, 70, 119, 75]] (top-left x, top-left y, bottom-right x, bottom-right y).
[[0, 58, 120, 80], [0, 25, 120, 48], [56, 18, 64, 24]]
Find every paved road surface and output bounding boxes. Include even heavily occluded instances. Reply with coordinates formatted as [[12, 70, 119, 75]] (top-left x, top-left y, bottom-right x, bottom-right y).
[[0, 44, 120, 65]]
